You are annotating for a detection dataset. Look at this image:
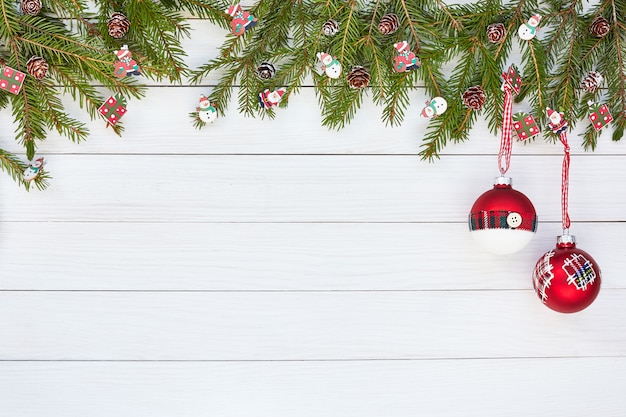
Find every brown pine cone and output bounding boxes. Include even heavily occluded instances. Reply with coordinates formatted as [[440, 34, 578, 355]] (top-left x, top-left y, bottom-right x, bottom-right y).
[[21, 0, 42, 15], [486, 23, 506, 43], [257, 62, 276, 80], [462, 86, 486, 110], [26, 56, 48, 80], [108, 12, 131, 39], [581, 71, 603, 92], [589, 16, 610, 38], [322, 19, 340, 36], [347, 66, 370, 89], [378, 13, 399, 35]]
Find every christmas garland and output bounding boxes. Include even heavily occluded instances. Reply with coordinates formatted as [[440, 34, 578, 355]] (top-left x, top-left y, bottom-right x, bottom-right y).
[[1, 0, 625, 189]]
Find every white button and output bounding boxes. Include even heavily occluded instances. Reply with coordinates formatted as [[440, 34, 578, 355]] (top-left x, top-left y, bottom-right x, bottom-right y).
[[507, 212, 522, 228]]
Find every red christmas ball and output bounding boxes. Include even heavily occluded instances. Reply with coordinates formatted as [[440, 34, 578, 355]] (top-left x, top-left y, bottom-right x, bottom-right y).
[[532, 235, 601, 313], [468, 177, 537, 254]]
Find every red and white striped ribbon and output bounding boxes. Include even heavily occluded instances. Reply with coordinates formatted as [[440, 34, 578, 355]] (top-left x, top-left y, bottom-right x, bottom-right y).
[[559, 130, 571, 231], [498, 84, 513, 175]]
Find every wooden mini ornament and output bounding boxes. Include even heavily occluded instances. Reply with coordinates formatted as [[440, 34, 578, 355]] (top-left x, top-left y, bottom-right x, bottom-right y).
[[0, 66, 26, 95], [98, 94, 127, 126]]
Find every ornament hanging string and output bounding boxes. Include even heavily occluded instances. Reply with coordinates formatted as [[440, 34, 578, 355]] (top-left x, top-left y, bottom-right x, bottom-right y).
[[498, 82, 514, 175], [559, 131, 571, 232]]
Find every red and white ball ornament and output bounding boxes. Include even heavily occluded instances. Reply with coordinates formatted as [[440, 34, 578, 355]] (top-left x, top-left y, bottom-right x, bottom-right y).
[[532, 235, 601, 313], [468, 176, 537, 254]]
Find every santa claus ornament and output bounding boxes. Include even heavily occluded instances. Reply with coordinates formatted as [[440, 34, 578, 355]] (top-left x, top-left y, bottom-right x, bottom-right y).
[[532, 109, 601, 313], [225, 4, 257, 36], [392, 41, 420, 73], [468, 65, 537, 254]]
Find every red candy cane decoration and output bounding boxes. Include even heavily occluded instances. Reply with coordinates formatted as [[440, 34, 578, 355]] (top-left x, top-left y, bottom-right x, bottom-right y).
[[546, 107, 571, 232]]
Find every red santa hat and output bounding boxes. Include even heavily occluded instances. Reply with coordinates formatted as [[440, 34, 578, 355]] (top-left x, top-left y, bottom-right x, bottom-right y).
[[115, 45, 131, 60], [199, 94, 210, 104], [546, 107, 557, 119], [394, 41, 410, 54], [225, 4, 242, 17], [317, 52, 332, 64], [528, 14, 541, 26]]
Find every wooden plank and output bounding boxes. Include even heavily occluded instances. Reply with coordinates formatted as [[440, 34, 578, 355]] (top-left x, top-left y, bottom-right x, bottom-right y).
[[0, 154, 623, 222], [1, 359, 625, 417], [0, 222, 620, 291], [1, 291, 624, 360], [1, 86, 622, 156]]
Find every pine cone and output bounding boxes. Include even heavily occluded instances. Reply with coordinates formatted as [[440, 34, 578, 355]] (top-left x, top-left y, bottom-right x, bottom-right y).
[[589, 16, 610, 38], [257, 62, 276, 80], [26, 56, 48, 80], [347, 66, 370, 89], [486, 23, 506, 43], [462, 86, 486, 110], [581, 71, 603, 92], [322, 19, 340, 36], [378, 13, 399, 35], [108, 12, 131, 39], [21, 0, 42, 15]]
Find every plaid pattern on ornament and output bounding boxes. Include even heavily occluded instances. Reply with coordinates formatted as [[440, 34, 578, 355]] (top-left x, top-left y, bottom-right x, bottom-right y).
[[533, 250, 555, 302], [468, 210, 537, 232], [562, 253, 597, 290]]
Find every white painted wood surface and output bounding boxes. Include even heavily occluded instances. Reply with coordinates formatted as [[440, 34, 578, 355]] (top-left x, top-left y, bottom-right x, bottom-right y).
[[1, 16, 626, 417]]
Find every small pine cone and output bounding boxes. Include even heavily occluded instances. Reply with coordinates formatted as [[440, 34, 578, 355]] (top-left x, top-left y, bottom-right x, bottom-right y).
[[322, 19, 340, 36], [486, 23, 506, 43], [108, 12, 131, 39], [581, 71, 604, 92], [26, 56, 48, 80], [347, 66, 370, 89], [21, 0, 42, 15], [589, 16, 610, 38], [378, 13, 399, 35], [257, 62, 276, 80], [462, 86, 486, 110]]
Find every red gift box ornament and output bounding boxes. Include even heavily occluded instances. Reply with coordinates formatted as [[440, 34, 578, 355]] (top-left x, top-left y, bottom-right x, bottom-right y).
[[0, 66, 26, 95], [502, 64, 522, 95], [588, 101, 613, 131], [98, 94, 127, 126], [512, 112, 540, 141]]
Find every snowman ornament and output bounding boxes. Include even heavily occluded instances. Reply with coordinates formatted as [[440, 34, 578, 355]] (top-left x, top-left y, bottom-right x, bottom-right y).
[[23, 157, 45, 181], [196, 95, 217, 124], [316, 52, 342, 79], [420, 97, 448, 118], [518, 14, 541, 40]]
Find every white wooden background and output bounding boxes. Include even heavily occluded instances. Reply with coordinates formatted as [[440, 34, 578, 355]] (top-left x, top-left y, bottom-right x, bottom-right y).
[[2, 9, 626, 417]]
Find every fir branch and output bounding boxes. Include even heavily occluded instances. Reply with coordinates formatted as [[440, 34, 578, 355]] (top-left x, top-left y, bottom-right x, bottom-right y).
[[382, 71, 416, 126], [35, 79, 89, 142], [322, 86, 364, 130], [0, 149, 31, 189], [398, 0, 423, 50], [340, 1, 358, 64], [609, 0, 626, 141]]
